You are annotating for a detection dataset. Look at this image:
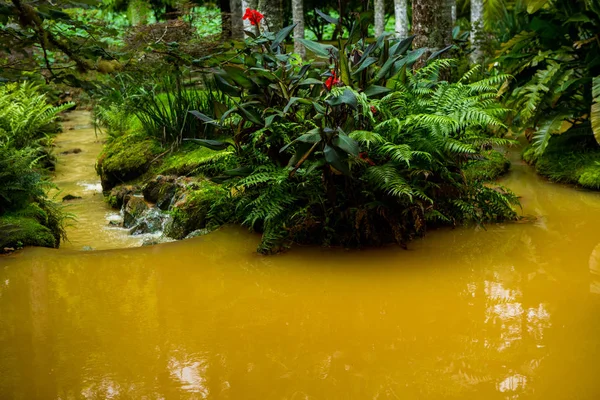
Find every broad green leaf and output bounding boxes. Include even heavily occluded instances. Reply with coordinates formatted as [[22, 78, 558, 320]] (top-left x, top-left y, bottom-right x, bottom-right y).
[[326, 88, 358, 109], [298, 39, 338, 58], [298, 78, 324, 86], [315, 8, 339, 25], [185, 139, 232, 151], [352, 57, 377, 75], [364, 85, 391, 97], [222, 66, 254, 89], [427, 45, 455, 62], [333, 130, 359, 157], [189, 110, 219, 126], [389, 35, 415, 57], [271, 23, 297, 50], [283, 97, 312, 114], [280, 132, 322, 153], [324, 144, 351, 175]]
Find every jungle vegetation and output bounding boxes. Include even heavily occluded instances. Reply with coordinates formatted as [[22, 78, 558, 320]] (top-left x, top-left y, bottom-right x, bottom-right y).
[[1, 0, 597, 252]]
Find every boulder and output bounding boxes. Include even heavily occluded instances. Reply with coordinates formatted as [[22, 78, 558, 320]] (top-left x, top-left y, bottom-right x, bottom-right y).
[[123, 197, 148, 228], [142, 175, 178, 210], [107, 185, 138, 209]]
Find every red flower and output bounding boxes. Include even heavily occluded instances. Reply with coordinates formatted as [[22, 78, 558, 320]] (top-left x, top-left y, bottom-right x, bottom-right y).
[[370, 105, 377, 114], [243, 8, 264, 26], [324, 70, 340, 90]]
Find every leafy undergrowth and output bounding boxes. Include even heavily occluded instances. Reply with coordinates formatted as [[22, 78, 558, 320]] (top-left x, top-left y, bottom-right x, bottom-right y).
[[464, 150, 511, 182], [523, 136, 600, 189]]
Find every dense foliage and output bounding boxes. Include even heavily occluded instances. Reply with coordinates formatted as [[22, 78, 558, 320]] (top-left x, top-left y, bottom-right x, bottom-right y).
[[180, 21, 517, 253], [0, 82, 69, 249]]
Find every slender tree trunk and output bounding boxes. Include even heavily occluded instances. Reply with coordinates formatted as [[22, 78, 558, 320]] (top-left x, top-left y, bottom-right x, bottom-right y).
[[230, 0, 243, 39], [470, 0, 484, 63], [412, 0, 453, 67], [374, 0, 385, 37], [451, 0, 457, 24], [394, 0, 409, 38], [220, 0, 232, 38], [258, 0, 283, 32], [292, 0, 305, 57]]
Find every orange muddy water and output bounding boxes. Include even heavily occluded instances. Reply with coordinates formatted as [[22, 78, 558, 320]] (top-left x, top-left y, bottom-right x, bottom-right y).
[[0, 116, 599, 399]]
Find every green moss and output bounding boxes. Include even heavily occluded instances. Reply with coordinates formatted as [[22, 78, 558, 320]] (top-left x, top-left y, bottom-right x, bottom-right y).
[[523, 141, 600, 189], [164, 180, 229, 239], [96, 133, 162, 190], [0, 215, 57, 250], [155, 141, 233, 176], [464, 150, 511, 182]]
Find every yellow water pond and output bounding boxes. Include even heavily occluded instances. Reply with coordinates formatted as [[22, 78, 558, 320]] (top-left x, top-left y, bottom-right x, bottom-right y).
[[0, 115, 599, 398]]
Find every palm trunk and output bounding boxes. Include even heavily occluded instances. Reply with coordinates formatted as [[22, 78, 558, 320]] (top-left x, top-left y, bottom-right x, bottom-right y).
[[470, 0, 484, 63], [394, 0, 409, 38], [374, 0, 385, 37], [292, 0, 305, 57]]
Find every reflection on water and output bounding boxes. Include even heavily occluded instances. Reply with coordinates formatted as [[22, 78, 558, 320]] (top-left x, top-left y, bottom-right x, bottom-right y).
[[1, 161, 600, 399]]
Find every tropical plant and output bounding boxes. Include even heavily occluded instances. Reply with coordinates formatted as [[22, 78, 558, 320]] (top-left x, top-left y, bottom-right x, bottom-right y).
[[187, 10, 518, 253], [496, 0, 600, 157], [0, 82, 74, 149]]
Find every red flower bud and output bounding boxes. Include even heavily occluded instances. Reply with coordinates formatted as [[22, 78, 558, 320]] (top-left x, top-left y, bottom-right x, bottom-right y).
[[243, 8, 264, 26], [324, 70, 340, 91], [370, 105, 377, 114]]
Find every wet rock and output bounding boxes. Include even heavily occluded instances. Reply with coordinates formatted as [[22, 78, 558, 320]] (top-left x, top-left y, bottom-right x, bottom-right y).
[[123, 197, 148, 228], [60, 148, 82, 155], [142, 175, 179, 210], [107, 220, 121, 227], [129, 208, 164, 235], [3, 247, 15, 253], [82, 246, 93, 251], [107, 185, 138, 209], [185, 229, 210, 239], [62, 194, 82, 201], [141, 236, 173, 247]]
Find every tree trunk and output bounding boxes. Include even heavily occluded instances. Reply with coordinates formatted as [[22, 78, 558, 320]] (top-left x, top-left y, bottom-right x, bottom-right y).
[[258, 0, 283, 32], [374, 0, 385, 37], [470, 0, 484, 63], [394, 0, 409, 38], [451, 0, 457, 24], [230, 0, 243, 39], [220, 0, 232, 39], [411, 0, 452, 49], [292, 0, 305, 57]]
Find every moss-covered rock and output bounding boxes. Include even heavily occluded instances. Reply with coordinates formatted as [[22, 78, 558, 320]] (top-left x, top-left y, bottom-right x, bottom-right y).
[[155, 142, 233, 176], [96, 133, 162, 191], [0, 215, 57, 250], [523, 140, 600, 189], [123, 197, 149, 228], [107, 185, 139, 209], [164, 181, 228, 240], [142, 175, 178, 209], [464, 150, 511, 182]]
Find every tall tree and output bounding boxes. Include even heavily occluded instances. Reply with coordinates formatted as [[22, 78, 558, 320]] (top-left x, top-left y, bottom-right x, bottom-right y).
[[470, 0, 484, 63], [230, 0, 244, 39], [292, 0, 305, 57], [394, 0, 409, 38], [411, 0, 452, 49], [451, 0, 457, 24], [258, 0, 283, 32], [220, 0, 232, 38], [374, 0, 385, 37]]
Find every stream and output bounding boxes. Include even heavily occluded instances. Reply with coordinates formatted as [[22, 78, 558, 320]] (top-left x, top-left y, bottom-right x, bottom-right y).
[[0, 112, 599, 398]]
